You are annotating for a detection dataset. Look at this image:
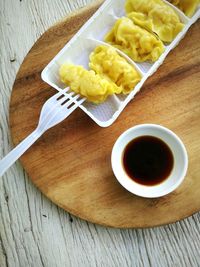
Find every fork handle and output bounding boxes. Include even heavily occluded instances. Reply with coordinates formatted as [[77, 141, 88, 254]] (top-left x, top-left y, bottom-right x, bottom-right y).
[[0, 129, 42, 176]]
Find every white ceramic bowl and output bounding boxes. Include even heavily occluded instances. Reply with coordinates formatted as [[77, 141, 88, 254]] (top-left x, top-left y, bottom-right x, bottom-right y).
[[111, 124, 188, 198]]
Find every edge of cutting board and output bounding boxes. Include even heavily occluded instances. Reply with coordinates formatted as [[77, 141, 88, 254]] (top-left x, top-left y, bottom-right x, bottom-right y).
[[9, 1, 200, 228]]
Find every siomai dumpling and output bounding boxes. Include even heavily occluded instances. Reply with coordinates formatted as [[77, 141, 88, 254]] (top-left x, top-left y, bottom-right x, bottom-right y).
[[104, 17, 165, 62], [89, 45, 141, 94], [125, 0, 184, 43], [59, 64, 121, 104], [168, 0, 199, 17]]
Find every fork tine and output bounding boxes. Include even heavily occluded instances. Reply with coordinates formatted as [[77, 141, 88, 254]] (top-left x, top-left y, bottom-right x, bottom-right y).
[[63, 95, 79, 108], [44, 87, 70, 106], [61, 94, 82, 109], [56, 87, 70, 99], [58, 91, 75, 104], [39, 87, 71, 121], [39, 91, 85, 132]]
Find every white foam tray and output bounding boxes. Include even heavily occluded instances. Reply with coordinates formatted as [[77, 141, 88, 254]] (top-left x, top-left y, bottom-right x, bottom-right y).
[[41, 0, 200, 127]]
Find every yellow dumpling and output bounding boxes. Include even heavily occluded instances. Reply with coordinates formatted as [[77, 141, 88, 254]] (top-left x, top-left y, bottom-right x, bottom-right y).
[[104, 17, 165, 62], [89, 45, 141, 94], [168, 0, 199, 17], [59, 64, 121, 104], [125, 0, 184, 43]]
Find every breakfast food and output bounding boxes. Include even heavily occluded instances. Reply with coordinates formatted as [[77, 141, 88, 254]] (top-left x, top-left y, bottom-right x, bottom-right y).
[[89, 45, 141, 94], [59, 64, 121, 104], [59, 0, 189, 104], [125, 0, 184, 42], [168, 0, 199, 17], [104, 17, 165, 62], [60, 45, 142, 103]]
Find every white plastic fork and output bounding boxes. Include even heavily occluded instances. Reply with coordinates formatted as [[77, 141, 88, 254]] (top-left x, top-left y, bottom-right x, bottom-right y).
[[0, 87, 85, 176]]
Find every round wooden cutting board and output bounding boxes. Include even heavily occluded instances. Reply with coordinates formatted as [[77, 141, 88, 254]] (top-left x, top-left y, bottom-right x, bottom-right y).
[[9, 1, 200, 228]]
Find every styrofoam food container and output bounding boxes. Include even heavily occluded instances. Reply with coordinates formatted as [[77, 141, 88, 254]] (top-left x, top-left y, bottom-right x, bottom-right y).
[[111, 124, 188, 198], [41, 0, 200, 127]]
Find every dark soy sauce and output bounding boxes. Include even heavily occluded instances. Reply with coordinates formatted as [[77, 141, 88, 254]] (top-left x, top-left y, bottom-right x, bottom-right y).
[[122, 136, 174, 186]]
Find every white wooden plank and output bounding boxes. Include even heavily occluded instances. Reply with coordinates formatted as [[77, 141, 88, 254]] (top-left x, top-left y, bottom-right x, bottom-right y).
[[0, 0, 200, 267]]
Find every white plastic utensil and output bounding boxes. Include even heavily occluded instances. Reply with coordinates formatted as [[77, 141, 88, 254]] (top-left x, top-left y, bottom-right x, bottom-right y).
[[0, 88, 85, 176]]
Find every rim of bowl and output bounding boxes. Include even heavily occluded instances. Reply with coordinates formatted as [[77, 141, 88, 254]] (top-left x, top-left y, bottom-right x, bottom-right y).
[[111, 124, 188, 198]]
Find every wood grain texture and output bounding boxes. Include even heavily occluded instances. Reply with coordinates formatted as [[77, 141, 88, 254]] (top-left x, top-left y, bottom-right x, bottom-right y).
[[1, 0, 200, 267], [9, 1, 200, 228]]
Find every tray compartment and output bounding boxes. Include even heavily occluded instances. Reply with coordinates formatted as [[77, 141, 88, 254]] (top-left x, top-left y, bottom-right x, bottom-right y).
[[41, 0, 200, 127]]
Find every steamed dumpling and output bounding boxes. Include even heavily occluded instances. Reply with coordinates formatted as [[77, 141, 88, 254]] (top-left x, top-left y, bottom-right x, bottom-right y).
[[104, 17, 165, 62], [59, 64, 121, 104], [168, 0, 199, 17], [89, 45, 141, 94], [125, 0, 184, 42]]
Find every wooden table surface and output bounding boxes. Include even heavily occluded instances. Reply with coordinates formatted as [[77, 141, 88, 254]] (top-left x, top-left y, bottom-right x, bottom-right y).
[[0, 0, 200, 266]]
